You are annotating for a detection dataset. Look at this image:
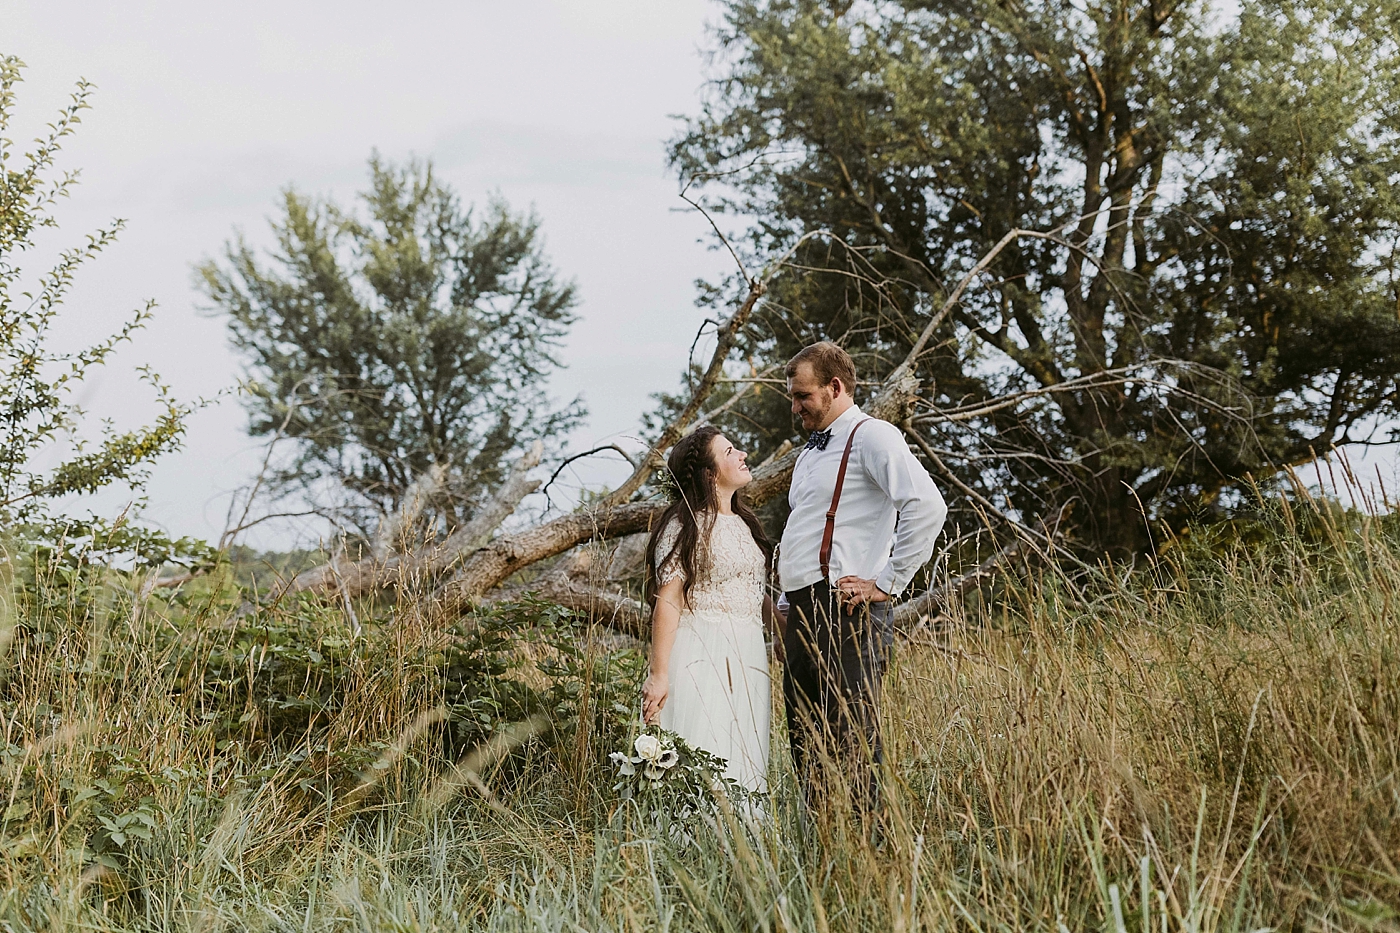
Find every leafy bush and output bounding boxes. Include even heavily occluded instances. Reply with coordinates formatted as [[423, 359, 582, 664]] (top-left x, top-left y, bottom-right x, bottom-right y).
[[0, 57, 189, 522]]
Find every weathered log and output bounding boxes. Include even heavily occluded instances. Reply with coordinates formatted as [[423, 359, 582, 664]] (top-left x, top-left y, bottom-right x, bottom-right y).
[[482, 545, 648, 636], [439, 440, 545, 562], [435, 433, 816, 606], [290, 441, 543, 597], [603, 532, 649, 583], [516, 574, 646, 638], [436, 501, 661, 606]]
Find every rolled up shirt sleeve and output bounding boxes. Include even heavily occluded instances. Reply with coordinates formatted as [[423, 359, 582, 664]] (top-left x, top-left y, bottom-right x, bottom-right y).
[[860, 422, 947, 597]]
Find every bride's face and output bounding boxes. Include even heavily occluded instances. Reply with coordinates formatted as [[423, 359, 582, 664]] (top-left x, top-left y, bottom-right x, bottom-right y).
[[709, 433, 751, 492]]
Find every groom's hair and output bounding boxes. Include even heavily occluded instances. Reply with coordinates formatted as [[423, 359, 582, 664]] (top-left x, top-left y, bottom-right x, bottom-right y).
[[785, 341, 857, 396]]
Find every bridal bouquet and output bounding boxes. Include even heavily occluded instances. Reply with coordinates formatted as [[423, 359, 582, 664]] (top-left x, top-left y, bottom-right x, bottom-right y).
[[610, 731, 681, 787], [607, 725, 737, 824]]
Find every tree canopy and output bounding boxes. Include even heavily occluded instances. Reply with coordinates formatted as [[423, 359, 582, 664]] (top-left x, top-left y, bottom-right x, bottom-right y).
[[198, 157, 583, 533], [670, 0, 1400, 555]]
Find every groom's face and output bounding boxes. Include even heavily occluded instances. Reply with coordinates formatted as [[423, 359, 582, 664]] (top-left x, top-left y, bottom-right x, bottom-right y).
[[787, 363, 839, 432]]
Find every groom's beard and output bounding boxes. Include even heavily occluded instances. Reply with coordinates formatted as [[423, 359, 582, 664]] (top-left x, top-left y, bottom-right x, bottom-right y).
[[798, 397, 833, 430]]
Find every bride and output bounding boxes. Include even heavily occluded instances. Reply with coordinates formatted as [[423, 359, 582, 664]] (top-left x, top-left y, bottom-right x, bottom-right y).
[[641, 425, 773, 794]]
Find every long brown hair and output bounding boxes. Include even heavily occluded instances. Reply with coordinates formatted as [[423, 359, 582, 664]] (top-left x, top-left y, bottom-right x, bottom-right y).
[[645, 425, 772, 606]]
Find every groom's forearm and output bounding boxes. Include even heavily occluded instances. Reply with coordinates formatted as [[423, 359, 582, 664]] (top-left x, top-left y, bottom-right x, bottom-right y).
[[879, 486, 949, 596], [862, 427, 949, 597]]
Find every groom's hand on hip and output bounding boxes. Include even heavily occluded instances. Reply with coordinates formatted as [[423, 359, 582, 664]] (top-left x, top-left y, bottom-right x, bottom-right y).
[[836, 576, 889, 606]]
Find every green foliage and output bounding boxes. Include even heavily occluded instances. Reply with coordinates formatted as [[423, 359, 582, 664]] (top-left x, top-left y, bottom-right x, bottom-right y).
[[0, 57, 188, 522], [670, 0, 1400, 555], [19, 514, 218, 574], [196, 155, 584, 530], [2, 521, 644, 837], [1, 492, 1399, 927], [224, 544, 329, 591], [4, 517, 218, 636]]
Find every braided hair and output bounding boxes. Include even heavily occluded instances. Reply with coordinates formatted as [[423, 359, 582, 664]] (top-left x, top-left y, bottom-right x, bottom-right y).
[[645, 425, 772, 607]]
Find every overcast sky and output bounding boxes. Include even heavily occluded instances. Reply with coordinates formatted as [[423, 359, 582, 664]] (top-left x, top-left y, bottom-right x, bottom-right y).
[[5, 1, 741, 548], [7, 2, 1396, 547]]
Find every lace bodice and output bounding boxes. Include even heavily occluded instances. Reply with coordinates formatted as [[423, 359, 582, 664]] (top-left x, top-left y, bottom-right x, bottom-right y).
[[655, 512, 766, 618]]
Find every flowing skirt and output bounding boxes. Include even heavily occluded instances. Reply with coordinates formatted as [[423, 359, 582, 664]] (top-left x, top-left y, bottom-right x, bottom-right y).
[[660, 607, 771, 793]]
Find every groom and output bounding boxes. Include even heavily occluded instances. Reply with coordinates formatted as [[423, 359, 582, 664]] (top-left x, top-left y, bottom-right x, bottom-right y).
[[777, 342, 946, 815]]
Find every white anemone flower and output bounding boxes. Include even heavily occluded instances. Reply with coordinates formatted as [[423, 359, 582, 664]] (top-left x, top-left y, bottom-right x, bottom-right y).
[[633, 734, 662, 762], [609, 751, 636, 776], [655, 748, 679, 769], [644, 762, 667, 781]]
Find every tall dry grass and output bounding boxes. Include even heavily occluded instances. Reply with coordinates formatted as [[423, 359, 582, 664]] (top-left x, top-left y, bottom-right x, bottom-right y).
[[0, 493, 1396, 931]]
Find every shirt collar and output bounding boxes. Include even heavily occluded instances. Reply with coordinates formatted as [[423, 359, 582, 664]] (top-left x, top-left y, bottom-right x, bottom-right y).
[[825, 404, 865, 438]]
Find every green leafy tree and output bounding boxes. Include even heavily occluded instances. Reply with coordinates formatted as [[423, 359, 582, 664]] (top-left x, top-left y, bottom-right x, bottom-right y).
[[671, 0, 1400, 555], [198, 157, 583, 532], [0, 57, 187, 523]]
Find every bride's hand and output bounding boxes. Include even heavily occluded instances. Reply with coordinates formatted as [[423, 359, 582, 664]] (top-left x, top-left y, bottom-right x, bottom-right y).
[[642, 672, 669, 724]]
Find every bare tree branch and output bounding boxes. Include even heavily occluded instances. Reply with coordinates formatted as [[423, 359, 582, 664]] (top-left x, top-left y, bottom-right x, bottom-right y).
[[541, 444, 637, 508], [219, 379, 310, 551], [282, 224, 1095, 618], [695, 362, 778, 427]]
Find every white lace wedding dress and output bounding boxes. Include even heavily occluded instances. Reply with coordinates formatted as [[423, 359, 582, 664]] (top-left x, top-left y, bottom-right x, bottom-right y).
[[656, 512, 771, 793]]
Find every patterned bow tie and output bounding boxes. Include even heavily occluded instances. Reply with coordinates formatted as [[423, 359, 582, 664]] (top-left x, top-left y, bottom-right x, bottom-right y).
[[805, 429, 833, 451]]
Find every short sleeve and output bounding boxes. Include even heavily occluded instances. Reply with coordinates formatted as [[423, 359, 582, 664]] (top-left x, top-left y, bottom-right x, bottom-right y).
[[654, 517, 686, 586]]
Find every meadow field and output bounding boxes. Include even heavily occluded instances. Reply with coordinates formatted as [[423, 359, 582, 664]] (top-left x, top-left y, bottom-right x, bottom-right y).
[[0, 492, 1396, 932]]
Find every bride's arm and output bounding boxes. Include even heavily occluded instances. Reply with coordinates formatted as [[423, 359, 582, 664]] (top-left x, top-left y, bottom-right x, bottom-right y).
[[642, 577, 684, 724]]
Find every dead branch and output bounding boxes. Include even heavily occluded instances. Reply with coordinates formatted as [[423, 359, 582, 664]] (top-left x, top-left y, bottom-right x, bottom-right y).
[[371, 463, 447, 559], [289, 441, 543, 598], [541, 444, 636, 508], [435, 500, 661, 607], [434, 326, 927, 616], [598, 228, 839, 511], [433, 225, 1032, 610], [695, 362, 777, 427], [597, 284, 767, 509], [912, 360, 1252, 426], [904, 422, 1057, 550], [431, 407, 812, 610], [219, 378, 310, 551], [485, 547, 648, 638], [281, 225, 1061, 621]]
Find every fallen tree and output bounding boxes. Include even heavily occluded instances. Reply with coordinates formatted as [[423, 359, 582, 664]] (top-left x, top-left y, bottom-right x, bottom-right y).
[[281, 224, 1153, 633], [288, 440, 545, 598], [286, 230, 846, 610]]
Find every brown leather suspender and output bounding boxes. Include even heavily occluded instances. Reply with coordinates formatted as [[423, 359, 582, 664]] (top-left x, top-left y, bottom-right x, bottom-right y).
[[818, 418, 872, 582]]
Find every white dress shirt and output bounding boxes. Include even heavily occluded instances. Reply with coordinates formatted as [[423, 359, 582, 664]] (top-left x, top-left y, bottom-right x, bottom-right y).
[[778, 405, 947, 597]]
